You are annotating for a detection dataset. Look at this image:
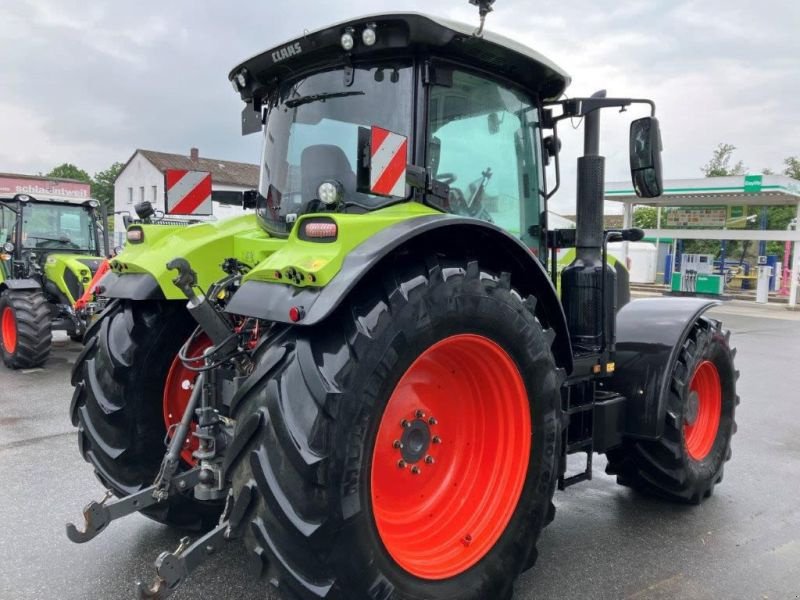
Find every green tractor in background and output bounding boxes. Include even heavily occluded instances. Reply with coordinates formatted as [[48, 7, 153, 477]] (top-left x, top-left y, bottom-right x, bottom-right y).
[[67, 5, 739, 600], [0, 193, 109, 368]]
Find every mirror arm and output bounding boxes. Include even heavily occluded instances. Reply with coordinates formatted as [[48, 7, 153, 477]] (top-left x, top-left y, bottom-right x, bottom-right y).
[[543, 119, 561, 201], [632, 98, 656, 117], [547, 97, 656, 120]]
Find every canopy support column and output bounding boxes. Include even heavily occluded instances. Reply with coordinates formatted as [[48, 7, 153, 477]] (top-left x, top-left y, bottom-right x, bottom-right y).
[[789, 201, 800, 308]]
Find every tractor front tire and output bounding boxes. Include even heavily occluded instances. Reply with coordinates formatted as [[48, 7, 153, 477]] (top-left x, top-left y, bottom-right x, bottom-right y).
[[0, 289, 52, 369], [70, 300, 223, 529], [227, 259, 562, 600], [606, 317, 738, 503]]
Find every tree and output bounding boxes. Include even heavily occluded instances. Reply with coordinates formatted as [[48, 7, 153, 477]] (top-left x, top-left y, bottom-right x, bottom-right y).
[[46, 163, 92, 183], [92, 162, 124, 211], [784, 156, 800, 180], [701, 143, 746, 177], [633, 206, 657, 229]]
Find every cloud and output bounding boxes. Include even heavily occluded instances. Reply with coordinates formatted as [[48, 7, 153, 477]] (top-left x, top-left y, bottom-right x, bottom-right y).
[[0, 0, 797, 216]]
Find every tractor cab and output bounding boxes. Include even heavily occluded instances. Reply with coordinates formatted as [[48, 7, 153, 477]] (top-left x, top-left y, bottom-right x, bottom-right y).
[[0, 193, 109, 367], [231, 13, 570, 254], [0, 194, 108, 300]]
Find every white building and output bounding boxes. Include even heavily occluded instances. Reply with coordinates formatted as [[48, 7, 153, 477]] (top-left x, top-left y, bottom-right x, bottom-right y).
[[113, 148, 259, 244]]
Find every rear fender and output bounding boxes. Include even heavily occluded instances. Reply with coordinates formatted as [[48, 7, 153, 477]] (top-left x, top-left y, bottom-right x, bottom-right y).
[[607, 297, 719, 439], [0, 278, 41, 292], [226, 215, 574, 371]]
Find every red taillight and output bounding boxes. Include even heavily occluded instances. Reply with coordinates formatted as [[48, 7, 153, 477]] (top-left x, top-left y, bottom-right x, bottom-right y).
[[288, 306, 304, 322], [304, 222, 337, 239]]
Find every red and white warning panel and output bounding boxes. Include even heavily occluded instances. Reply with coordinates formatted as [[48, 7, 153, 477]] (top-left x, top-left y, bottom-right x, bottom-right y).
[[165, 170, 213, 215], [370, 126, 408, 198]]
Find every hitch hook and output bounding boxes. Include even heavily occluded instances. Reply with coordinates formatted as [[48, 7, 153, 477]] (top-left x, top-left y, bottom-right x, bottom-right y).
[[65, 490, 113, 543], [135, 522, 230, 599], [65, 469, 201, 544]]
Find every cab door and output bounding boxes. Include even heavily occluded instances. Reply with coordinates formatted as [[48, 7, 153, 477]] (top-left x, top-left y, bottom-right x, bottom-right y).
[[425, 64, 544, 255]]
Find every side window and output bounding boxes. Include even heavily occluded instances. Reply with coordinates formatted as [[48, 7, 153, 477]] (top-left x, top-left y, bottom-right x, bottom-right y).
[[0, 204, 13, 243], [427, 69, 540, 240]]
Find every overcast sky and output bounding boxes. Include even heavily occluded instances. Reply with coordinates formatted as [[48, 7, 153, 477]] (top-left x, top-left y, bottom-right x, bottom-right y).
[[1, 0, 798, 213]]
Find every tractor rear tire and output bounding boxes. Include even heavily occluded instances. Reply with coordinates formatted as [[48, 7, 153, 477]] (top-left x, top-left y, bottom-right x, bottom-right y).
[[605, 317, 738, 503], [227, 259, 562, 600], [0, 289, 52, 369], [70, 299, 223, 529]]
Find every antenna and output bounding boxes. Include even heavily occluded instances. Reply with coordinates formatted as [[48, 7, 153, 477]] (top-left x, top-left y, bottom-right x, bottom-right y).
[[469, 0, 497, 37]]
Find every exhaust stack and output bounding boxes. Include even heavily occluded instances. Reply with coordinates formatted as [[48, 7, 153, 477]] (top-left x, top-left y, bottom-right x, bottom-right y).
[[561, 90, 617, 353]]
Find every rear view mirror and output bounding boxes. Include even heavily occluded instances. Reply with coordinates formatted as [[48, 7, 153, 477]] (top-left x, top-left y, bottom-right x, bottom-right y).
[[629, 116, 663, 198]]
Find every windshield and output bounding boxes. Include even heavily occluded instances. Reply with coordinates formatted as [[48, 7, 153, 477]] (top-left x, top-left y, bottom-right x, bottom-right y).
[[21, 203, 97, 252], [258, 62, 413, 236]]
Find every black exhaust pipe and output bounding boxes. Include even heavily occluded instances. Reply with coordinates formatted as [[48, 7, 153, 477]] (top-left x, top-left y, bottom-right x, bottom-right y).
[[561, 90, 617, 354]]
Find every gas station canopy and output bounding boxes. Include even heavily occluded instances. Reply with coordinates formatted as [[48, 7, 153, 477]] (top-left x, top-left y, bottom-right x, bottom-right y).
[[606, 174, 800, 207], [604, 174, 800, 306]]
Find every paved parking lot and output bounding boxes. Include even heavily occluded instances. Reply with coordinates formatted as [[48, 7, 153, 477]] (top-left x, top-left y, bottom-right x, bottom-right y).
[[1, 301, 799, 600]]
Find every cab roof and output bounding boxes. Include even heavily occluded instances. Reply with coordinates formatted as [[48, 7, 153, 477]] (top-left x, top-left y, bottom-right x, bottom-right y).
[[230, 12, 571, 105], [0, 194, 98, 207]]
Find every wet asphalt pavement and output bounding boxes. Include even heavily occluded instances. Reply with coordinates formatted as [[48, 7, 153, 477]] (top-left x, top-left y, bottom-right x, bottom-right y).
[[1, 301, 799, 600]]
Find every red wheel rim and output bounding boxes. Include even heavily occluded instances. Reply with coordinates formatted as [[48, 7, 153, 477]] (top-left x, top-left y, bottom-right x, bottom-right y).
[[163, 334, 212, 466], [684, 360, 722, 461], [1, 306, 17, 354], [371, 334, 531, 580]]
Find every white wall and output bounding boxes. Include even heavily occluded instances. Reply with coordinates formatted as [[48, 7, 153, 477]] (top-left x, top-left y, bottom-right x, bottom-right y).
[[209, 183, 250, 220], [113, 152, 163, 242], [113, 153, 254, 245]]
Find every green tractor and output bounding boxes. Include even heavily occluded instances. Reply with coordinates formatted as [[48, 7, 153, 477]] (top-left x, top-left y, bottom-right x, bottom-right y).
[[0, 193, 109, 368], [67, 6, 738, 599]]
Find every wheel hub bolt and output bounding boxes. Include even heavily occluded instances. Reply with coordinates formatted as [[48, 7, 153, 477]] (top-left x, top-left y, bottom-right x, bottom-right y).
[[415, 409, 426, 419], [410, 466, 421, 475], [392, 440, 403, 449], [401, 419, 411, 428], [428, 417, 438, 425], [397, 460, 407, 469], [432, 436, 442, 444], [425, 455, 435, 464]]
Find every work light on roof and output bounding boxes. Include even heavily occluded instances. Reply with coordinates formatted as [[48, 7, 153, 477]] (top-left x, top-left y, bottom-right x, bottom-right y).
[[235, 69, 248, 89], [362, 24, 377, 47], [341, 28, 355, 51]]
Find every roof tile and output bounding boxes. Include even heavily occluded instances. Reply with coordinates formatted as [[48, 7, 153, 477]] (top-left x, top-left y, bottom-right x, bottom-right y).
[[137, 149, 259, 188]]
